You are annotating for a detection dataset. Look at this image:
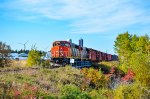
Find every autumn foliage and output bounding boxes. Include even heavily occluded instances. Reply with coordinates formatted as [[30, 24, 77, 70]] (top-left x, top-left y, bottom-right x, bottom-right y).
[[121, 69, 135, 81], [81, 68, 107, 89]]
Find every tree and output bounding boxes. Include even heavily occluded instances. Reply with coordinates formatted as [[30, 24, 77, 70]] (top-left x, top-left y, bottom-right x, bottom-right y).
[[0, 41, 11, 67], [26, 48, 41, 66], [114, 32, 132, 70], [114, 32, 150, 87], [130, 34, 139, 52]]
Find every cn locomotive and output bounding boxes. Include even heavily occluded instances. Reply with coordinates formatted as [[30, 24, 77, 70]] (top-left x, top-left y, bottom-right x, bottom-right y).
[[50, 39, 118, 67]]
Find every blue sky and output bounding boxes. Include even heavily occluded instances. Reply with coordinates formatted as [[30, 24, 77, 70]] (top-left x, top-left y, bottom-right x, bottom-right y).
[[0, 0, 150, 54]]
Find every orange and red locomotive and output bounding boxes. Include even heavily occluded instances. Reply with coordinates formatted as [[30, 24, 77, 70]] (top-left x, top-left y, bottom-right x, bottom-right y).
[[50, 39, 118, 67]]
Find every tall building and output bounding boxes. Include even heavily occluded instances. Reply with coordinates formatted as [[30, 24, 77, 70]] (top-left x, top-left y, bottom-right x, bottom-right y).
[[79, 38, 83, 47]]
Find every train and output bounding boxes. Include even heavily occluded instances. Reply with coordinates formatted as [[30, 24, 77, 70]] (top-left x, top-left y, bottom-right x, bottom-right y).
[[50, 39, 118, 67]]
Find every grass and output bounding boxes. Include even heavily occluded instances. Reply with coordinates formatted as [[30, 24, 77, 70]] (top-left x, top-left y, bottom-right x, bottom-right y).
[[0, 61, 149, 98], [0, 65, 84, 98]]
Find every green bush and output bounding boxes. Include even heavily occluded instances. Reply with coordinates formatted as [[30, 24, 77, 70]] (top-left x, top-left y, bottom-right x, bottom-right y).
[[26, 49, 41, 66], [81, 68, 107, 89], [89, 89, 113, 99], [114, 82, 149, 99], [41, 60, 51, 68], [61, 84, 91, 99]]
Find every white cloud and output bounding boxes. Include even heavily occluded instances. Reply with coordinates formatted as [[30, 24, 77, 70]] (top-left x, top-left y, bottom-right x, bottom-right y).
[[1, 0, 150, 34]]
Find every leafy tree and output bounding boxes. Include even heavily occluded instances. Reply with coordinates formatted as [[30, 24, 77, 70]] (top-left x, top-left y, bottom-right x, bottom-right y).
[[114, 32, 133, 71], [130, 34, 139, 52], [135, 35, 149, 54], [0, 41, 11, 67], [26, 48, 41, 66], [114, 32, 150, 87]]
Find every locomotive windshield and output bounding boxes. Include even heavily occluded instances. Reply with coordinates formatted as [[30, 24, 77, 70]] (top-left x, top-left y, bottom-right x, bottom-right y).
[[53, 42, 60, 46], [53, 41, 70, 47]]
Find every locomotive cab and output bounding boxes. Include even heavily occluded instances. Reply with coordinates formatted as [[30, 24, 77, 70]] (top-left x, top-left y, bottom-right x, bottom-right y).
[[51, 41, 71, 58]]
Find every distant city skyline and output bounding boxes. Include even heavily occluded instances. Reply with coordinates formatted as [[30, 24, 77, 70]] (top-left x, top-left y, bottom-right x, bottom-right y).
[[0, 0, 150, 54]]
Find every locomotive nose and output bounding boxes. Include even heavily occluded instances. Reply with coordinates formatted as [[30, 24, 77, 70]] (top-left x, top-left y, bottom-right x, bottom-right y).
[[51, 46, 60, 57], [51, 46, 69, 57]]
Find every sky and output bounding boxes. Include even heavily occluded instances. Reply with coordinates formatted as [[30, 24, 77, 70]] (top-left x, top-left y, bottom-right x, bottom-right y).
[[0, 0, 150, 54]]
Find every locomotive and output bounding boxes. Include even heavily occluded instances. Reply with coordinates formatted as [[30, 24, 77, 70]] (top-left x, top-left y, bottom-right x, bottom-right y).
[[50, 39, 118, 67]]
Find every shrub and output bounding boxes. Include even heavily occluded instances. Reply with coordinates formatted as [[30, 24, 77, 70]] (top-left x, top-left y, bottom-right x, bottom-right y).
[[61, 84, 91, 99], [26, 49, 41, 66], [121, 69, 135, 82], [41, 60, 51, 68], [81, 68, 107, 90], [89, 89, 113, 99], [114, 82, 149, 99]]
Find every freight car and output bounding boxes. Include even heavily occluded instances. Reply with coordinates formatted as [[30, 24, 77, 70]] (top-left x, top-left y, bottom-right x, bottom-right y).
[[50, 39, 118, 67]]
